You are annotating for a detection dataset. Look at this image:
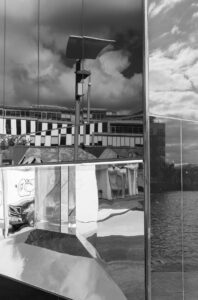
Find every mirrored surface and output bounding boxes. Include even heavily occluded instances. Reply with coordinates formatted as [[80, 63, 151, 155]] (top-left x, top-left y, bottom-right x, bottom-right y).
[[83, 0, 143, 113], [148, 0, 198, 120], [182, 120, 198, 299], [75, 161, 145, 300], [150, 117, 183, 299], [0, 0, 144, 165], [0, 160, 144, 299]]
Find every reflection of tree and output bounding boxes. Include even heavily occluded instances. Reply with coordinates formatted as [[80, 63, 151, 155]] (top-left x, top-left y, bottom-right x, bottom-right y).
[[151, 156, 198, 192], [151, 155, 181, 192], [182, 165, 198, 191], [0, 135, 28, 149]]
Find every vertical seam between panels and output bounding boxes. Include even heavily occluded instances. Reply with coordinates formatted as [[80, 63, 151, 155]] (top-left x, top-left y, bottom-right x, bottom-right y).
[[143, 0, 151, 299], [180, 121, 185, 300], [81, 0, 85, 123], [3, 0, 6, 135], [37, 0, 40, 135]]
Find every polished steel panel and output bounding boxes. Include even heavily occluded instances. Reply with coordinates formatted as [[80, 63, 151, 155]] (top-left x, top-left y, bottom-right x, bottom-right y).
[[0, 160, 144, 299], [76, 161, 145, 300], [0, 229, 127, 299]]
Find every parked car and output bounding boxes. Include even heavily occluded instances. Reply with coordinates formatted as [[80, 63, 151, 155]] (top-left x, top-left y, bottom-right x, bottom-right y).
[[9, 199, 34, 229]]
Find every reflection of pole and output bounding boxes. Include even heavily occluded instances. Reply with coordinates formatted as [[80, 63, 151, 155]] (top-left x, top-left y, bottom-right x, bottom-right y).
[[2, 170, 8, 238], [87, 75, 91, 123], [74, 59, 81, 161]]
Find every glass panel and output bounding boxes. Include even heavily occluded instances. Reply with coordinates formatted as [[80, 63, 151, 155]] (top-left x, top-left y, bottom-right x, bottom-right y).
[[150, 117, 183, 299], [182, 120, 198, 299], [148, 0, 198, 120]]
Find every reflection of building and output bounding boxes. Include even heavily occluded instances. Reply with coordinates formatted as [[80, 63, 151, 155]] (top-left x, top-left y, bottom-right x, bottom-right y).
[[0, 105, 143, 149], [150, 118, 165, 163]]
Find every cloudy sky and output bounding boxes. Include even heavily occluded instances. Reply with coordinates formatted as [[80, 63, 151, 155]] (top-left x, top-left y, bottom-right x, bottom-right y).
[[149, 0, 198, 120], [0, 0, 143, 113]]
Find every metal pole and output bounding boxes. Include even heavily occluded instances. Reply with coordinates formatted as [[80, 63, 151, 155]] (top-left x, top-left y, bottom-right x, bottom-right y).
[[2, 169, 8, 238], [87, 75, 91, 123], [74, 59, 81, 161]]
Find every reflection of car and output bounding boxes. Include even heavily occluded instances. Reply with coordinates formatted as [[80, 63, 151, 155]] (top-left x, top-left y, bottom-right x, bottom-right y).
[[9, 199, 34, 228]]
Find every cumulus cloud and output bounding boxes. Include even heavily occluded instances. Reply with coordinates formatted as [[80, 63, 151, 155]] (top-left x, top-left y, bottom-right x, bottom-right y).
[[0, 0, 143, 114], [171, 25, 181, 35], [149, 0, 184, 18], [149, 44, 198, 119], [83, 50, 142, 111], [149, 0, 198, 120], [192, 11, 198, 19]]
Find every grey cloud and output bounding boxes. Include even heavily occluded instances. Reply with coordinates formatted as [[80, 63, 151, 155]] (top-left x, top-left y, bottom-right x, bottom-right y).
[[0, 0, 143, 113]]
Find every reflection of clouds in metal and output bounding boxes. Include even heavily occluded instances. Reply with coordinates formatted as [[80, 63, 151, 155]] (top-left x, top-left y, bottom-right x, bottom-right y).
[[149, 0, 184, 18], [149, 0, 198, 119], [0, 0, 143, 113]]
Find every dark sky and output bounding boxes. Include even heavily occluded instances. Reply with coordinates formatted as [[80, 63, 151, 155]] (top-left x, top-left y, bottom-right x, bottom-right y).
[[0, 0, 143, 113]]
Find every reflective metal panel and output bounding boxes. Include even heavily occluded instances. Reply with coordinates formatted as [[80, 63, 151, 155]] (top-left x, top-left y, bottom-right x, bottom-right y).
[[148, 0, 198, 120], [72, 0, 144, 162], [182, 120, 198, 299], [0, 0, 144, 165], [75, 161, 145, 300], [0, 230, 126, 299], [150, 117, 183, 299], [0, 161, 144, 299]]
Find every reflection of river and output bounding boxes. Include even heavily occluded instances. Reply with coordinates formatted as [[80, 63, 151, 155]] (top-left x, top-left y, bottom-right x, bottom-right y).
[[151, 191, 198, 271]]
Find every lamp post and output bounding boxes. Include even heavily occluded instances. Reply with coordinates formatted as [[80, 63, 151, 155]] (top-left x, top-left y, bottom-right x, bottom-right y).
[[66, 35, 115, 161]]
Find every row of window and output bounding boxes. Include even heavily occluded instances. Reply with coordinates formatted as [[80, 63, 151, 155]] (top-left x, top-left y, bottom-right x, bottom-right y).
[[111, 124, 143, 134], [0, 110, 65, 121], [0, 110, 110, 121]]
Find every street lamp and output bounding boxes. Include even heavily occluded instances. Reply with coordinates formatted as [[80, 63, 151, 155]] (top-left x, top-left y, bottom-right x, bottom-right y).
[[66, 35, 115, 161]]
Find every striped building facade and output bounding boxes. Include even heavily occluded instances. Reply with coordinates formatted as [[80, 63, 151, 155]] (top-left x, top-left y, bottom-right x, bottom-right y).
[[0, 117, 143, 148]]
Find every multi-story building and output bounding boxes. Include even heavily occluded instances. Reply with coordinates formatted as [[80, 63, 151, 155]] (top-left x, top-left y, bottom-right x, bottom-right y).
[[0, 105, 143, 148]]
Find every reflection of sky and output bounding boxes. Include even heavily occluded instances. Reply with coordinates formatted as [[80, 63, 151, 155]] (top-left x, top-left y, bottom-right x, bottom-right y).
[[0, 0, 143, 113], [149, 0, 198, 119]]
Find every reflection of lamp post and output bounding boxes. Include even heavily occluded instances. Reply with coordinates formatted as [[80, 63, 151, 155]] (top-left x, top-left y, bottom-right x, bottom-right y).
[[66, 35, 115, 161]]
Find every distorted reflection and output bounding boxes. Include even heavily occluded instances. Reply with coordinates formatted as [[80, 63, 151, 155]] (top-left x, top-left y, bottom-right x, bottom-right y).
[[95, 162, 144, 300], [0, 0, 143, 165], [149, 0, 198, 119], [0, 230, 127, 300], [0, 161, 144, 299]]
